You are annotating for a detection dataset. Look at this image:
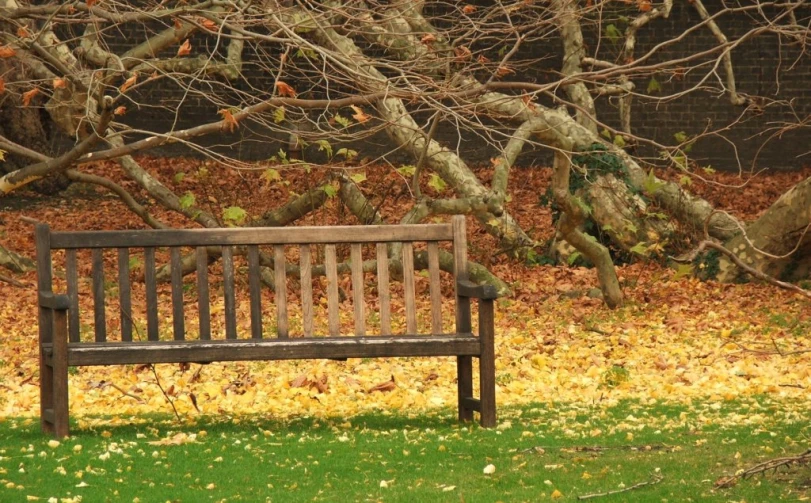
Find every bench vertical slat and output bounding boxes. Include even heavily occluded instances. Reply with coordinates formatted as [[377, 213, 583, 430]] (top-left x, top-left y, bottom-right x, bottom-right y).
[[65, 249, 80, 343], [92, 248, 106, 342], [351, 243, 365, 336], [171, 247, 185, 340], [196, 247, 211, 340], [145, 247, 159, 341], [35, 224, 54, 435], [274, 245, 288, 338], [247, 245, 262, 339], [300, 245, 313, 337], [325, 244, 340, 336], [118, 248, 132, 342], [222, 246, 237, 340], [376, 243, 391, 336], [427, 242, 442, 334], [402, 242, 417, 334], [453, 215, 474, 422]]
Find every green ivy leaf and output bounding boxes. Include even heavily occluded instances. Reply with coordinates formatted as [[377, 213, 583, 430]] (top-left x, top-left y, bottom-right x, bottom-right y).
[[316, 140, 333, 158], [673, 131, 689, 144], [397, 165, 416, 176], [643, 169, 666, 195], [322, 184, 338, 198], [613, 135, 626, 148], [679, 174, 693, 186], [646, 76, 661, 94], [350, 172, 367, 184], [600, 128, 612, 140], [428, 174, 447, 192], [333, 114, 351, 128], [223, 206, 247, 225], [262, 168, 281, 183], [273, 106, 285, 124], [173, 172, 185, 183], [629, 241, 649, 256], [567, 251, 582, 266], [179, 192, 196, 210], [336, 148, 358, 160], [605, 24, 622, 44], [672, 263, 694, 280]]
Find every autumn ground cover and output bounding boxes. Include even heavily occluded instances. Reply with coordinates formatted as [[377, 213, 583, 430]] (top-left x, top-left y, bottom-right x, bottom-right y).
[[0, 159, 810, 500]]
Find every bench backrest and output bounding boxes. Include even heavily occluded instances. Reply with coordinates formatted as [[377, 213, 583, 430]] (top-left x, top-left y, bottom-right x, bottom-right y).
[[35, 216, 470, 344]]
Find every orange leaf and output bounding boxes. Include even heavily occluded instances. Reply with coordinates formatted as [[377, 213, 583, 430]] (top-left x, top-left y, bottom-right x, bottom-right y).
[[420, 33, 436, 45], [0, 78, 5, 95], [219, 109, 239, 132], [477, 54, 490, 64], [495, 65, 515, 78], [275, 81, 297, 98], [199, 18, 218, 30], [173, 18, 183, 30], [454, 46, 472, 62], [21, 88, 39, 106], [87, 0, 96, 6], [0, 45, 16, 58], [52, 78, 67, 89], [16, 27, 31, 38], [120, 74, 137, 92], [113, 106, 127, 116], [462, 5, 477, 14], [177, 39, 192, 57], [350, 105, 370, 124], [490, 157, 503, 168], [637, 0, 652, 11]]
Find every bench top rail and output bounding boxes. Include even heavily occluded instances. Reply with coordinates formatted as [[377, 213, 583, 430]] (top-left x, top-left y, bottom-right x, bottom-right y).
[[47, 224, 454, 249]]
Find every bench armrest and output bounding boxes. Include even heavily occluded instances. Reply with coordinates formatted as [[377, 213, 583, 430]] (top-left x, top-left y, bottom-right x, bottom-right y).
[[39, 292, 71, 311], [457, 280, 499, 300]]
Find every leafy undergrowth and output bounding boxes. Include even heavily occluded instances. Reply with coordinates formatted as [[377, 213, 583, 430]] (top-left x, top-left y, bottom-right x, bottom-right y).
[[1, 399, 808, 502]]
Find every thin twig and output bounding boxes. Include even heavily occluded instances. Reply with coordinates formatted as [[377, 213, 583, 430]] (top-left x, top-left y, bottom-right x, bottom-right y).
[[715, 448, 811, 488], [123, 308, 182, 421], [0, 272, 25, 287], [577, 475, 664, 500]]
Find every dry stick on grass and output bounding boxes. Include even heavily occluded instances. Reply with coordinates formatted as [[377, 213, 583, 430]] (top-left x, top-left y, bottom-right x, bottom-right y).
[[715, 448, 811, 489], [577, 475, 664, 500]]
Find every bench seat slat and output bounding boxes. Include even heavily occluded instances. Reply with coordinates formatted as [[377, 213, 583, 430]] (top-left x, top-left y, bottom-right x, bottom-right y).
[[49, 225, 454, 249], [44, 335, 480, 366]]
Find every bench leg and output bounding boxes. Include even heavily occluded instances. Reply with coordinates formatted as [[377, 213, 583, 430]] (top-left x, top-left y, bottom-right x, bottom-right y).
[[478, 299, 496, 428], [457, 356, 474, 422], [52, 310, 70, 437], [39, 346, 54, 436]]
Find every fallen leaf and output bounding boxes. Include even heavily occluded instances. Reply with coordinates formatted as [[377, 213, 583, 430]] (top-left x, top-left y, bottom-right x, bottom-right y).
[[219, 109, 239, 132], [120, 75, 137, 92], [177, 39, 192, 57], [21, 88, 40, 106], [113, 106, 127, 115], [350, 105, 370, 124], [0, 77, 5, 94], [462, 5, 477, 14], [420, 33, 436, 45], [368, 375, 396, 393], [0, 45, 16, 58], [275, 81, 297, 98], [16, 27, 31, 38], [52, 78, 67, 89], [199, 18, 218, 30]]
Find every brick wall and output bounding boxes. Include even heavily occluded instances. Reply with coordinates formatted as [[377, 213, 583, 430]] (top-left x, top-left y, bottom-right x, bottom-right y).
[[107, 3, 809, 171]]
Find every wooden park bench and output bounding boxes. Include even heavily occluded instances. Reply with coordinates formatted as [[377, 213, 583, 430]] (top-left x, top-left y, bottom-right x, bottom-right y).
[[35, 216, 497, 437]]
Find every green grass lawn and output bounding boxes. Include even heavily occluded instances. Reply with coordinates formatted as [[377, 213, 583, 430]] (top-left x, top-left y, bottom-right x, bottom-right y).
[[1, 397, 808, 502]]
